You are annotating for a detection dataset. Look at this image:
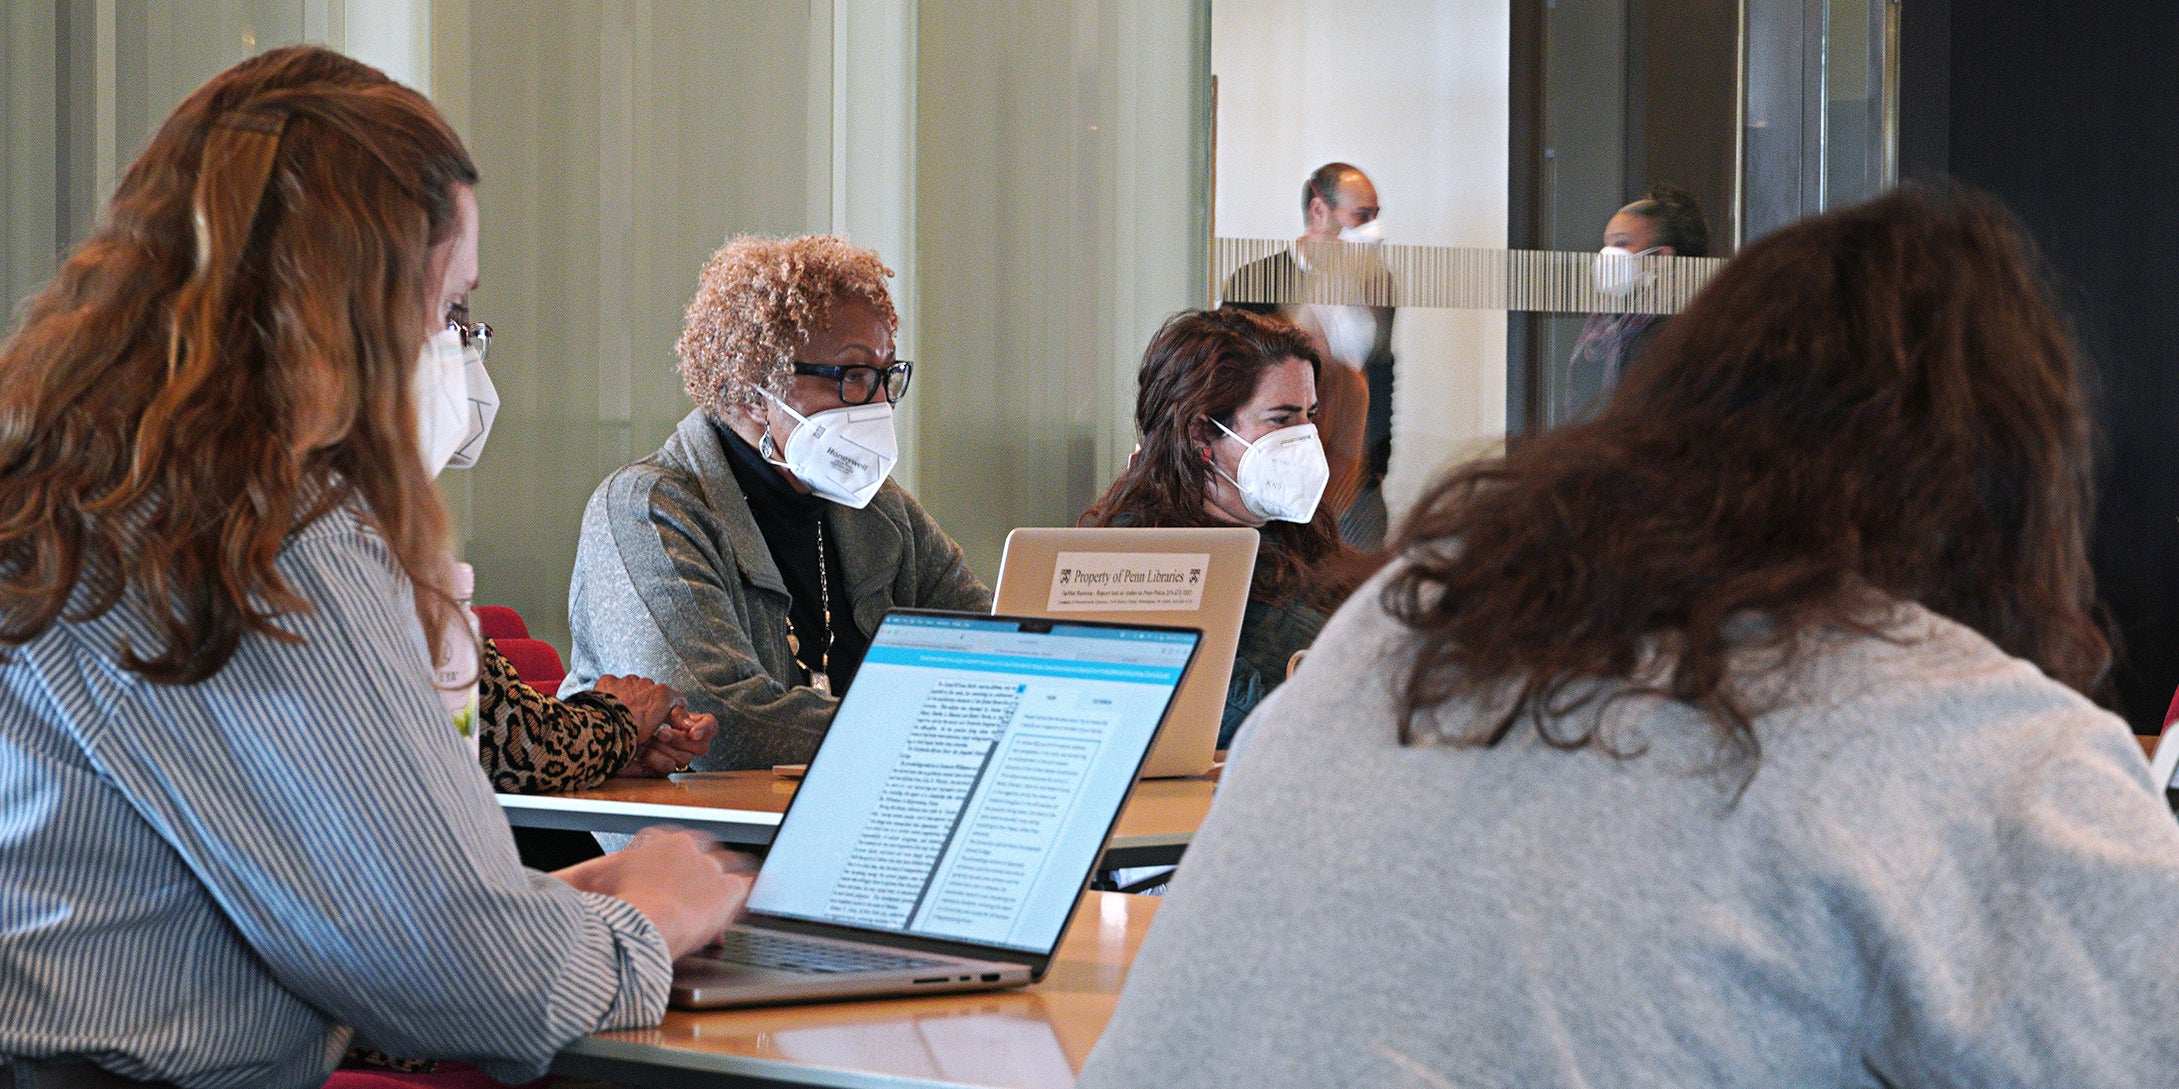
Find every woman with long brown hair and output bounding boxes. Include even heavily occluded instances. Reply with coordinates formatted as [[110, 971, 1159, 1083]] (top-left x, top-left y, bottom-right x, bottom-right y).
[[1082, 185, 2179, 1088], [1084, 307, 1353, 746], [0, 47, 746, 1088]]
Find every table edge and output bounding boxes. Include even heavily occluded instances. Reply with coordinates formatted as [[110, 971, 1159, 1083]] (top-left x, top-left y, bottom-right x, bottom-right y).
[[557, 1032, 987, 1089]]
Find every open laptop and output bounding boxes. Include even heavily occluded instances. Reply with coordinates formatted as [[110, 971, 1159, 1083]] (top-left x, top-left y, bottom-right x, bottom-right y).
[[2148, 728, 2179, 810], [672, 609, 1201, 1008], [992, 527, 1257, 778]]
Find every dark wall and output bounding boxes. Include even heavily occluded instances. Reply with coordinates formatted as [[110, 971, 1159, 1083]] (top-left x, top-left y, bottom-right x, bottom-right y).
[[1626, 0, 1739, 254], [1938, 2, 2179, 729]]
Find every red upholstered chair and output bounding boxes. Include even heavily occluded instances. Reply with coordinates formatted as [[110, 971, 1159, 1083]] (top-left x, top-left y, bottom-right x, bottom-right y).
[[472, 604, 529, 641], [323, 1063, 547, 1088], [2165, 686, 2179, 732], [493, 637, 566, 694]]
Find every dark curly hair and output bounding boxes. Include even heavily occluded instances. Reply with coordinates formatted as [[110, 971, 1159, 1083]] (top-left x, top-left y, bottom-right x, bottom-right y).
[[1384, 183, 2107, 771], [1622, 183, 1711, 257], [1083, 308, 1352, 606]]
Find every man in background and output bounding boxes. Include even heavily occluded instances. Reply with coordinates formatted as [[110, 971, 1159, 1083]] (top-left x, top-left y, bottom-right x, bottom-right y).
[[1220, 162, 1397, 548]]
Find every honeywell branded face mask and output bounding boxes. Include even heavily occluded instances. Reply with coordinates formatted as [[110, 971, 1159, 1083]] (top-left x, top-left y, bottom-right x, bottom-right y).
[[1212, 418, 1330, 524], [761, 391, 899, 508]]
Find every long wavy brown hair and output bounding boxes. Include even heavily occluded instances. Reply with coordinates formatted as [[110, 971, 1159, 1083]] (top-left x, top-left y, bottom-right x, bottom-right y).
[[0, 45, 479, 683], [1083, 308, 1352, 606], [1385, 183, 2108, 766]]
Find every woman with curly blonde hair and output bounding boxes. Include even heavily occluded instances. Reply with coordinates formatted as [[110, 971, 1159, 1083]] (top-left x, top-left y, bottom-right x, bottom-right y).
[[565, 235, 988, 770]]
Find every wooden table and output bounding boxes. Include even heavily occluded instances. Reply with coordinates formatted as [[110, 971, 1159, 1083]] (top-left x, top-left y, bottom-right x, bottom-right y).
[[553, 892, 1157, 1089], [498, 771, 1216, 869]]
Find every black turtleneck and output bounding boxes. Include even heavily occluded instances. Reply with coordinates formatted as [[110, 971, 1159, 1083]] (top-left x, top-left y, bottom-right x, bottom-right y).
[[716, 420, 869, 695]]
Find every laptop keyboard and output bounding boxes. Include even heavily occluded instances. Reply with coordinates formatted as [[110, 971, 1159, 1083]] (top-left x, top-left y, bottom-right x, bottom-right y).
[[707, 929, 950, 974]]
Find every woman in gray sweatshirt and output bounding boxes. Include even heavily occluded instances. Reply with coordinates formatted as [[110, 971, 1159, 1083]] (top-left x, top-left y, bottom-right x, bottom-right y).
[[1081, 183, 2179, 1089]]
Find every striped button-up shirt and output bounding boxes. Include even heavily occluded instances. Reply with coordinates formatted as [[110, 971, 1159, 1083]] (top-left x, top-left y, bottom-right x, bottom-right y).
[[0, 504, 672, 1088]]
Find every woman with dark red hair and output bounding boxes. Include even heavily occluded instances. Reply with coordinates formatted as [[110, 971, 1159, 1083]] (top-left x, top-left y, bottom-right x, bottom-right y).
[[1084, 308, 1359, 746], [0, 46, 746, 1087]]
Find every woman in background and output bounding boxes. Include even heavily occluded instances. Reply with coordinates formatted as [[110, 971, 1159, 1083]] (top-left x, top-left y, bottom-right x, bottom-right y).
[[1080, 185, 2179, 1088], [1561, 183, 1710, 421], [1084, 308, 1355, 747], [0, 46, 745, 1088]]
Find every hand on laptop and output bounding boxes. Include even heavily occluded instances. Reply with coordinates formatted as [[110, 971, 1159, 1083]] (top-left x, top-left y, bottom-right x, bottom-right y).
[[554, 826, 756, 959]]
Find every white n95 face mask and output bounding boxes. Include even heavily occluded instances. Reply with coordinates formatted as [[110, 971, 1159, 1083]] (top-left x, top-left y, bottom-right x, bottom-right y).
[[1592, 245, 1658, 298], [412, 324, 470, 477], [443, 337, 499, 471], [1338, 219, 1385, 245], [1212, 418, 1330, 524], [761, 391, 899, 508]]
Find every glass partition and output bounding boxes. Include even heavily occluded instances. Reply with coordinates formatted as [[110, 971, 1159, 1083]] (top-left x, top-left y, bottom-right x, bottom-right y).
[[3, 1, 1206, 649], [4, 0, 1898, 650]]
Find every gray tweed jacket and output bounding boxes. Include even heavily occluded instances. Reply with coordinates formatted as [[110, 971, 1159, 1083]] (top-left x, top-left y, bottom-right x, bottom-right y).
[[561, 409, 990, 770]]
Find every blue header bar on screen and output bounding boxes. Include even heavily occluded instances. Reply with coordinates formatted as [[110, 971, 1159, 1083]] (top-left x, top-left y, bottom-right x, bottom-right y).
[[860, 645, 1187, 686], [885, 613, 1197, 645], [886, 615, 1025, 634]]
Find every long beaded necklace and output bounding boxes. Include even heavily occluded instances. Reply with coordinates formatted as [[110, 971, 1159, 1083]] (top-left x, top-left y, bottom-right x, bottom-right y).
[[758, 425, 834, 695], [784, 521, 833, 695]]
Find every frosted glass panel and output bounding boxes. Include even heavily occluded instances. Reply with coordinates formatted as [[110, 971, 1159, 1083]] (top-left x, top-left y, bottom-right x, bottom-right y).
[[437, 1, 821, 649], [1216, 239, 1724, 315], [7, 1, 1258, 657]]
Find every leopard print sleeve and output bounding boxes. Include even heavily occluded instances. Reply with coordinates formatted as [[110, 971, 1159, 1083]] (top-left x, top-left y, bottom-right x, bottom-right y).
[[477, 637, 643, 794]]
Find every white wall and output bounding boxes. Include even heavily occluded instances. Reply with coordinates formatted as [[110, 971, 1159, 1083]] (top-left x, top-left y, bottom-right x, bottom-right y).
[[2, 0, 430, 317], [340, 0, 431, 90], [1212, 0, 1510, 514]]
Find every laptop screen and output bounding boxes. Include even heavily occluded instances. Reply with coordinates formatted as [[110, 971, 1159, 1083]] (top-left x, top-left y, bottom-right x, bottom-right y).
[[746, 612, 1200, 954]]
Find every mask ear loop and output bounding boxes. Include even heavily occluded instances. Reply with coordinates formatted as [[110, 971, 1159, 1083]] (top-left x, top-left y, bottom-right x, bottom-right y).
[[1209, 416, 1259, 450], [757, 388, 812, 465], [1205, 416, 1258, 496]]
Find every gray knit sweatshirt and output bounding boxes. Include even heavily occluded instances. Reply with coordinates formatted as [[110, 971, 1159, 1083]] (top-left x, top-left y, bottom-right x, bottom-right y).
[[1081, 569, 2179, 1088]]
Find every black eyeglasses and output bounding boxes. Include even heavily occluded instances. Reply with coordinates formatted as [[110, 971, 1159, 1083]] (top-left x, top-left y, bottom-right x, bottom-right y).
[[792, 360, 913, 405]]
